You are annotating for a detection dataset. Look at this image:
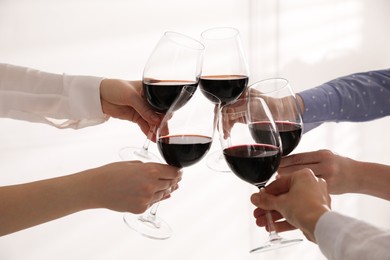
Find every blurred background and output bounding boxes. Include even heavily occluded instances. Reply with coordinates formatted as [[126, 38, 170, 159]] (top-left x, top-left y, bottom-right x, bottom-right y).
[[0, 0, 389, 259]]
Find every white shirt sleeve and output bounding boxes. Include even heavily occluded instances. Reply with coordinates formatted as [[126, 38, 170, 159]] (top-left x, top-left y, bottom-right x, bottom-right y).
[[314, 211, 390, 260], [0, 63, 109, 129]]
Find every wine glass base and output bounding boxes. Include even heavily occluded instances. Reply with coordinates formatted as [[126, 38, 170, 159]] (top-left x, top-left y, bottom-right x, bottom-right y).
[[123, 213, 172, 240], [250, 237, 303, 253], [206, 150, 231, 173], [119, 147, 161, 162]]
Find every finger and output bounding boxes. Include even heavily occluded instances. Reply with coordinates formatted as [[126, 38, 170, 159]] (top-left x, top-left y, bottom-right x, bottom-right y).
[[250, 190, 279, 211], [279, 152, 322, 168], [254, 211, 283, 227], [152, 179, 175, 192], [150, 188, 172, 204], [263, 176, 292, 196], [128, 91, 161, 126], [254, 207, 283, 219], [278, 163, 319, 175], [156, 167, 183, 180]]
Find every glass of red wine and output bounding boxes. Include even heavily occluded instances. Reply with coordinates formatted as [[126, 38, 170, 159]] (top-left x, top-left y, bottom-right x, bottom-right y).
[[248, 78, 303, 158], [218, 96, 301, 253], [247, 78, 304, 253], [155, 85, 220, 234], [199, 27, 250, 172], [120, 31, 204, 240], [119, 31, 204, 163]]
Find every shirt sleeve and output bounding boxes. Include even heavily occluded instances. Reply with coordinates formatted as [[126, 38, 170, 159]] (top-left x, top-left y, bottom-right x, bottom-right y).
[[0, 63, 109, 129], [314, 211, 390, 260], [298, 69, 390, 131]]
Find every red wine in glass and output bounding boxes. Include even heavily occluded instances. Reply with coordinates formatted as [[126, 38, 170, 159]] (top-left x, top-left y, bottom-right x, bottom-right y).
[[199, 75, 249, 104], [157, 134, 213, 168], [223, 144, 281, 187], [249, 121, 302, 156], [143, 79, 198, 113]]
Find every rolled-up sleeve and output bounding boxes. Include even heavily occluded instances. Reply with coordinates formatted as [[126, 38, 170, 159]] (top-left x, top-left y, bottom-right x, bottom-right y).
[[0, 63, 108, 129]]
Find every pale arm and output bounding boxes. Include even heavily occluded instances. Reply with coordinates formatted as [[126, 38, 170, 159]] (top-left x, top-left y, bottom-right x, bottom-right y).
[[0, 161, 182, 236], [279, 150, 390, 200]]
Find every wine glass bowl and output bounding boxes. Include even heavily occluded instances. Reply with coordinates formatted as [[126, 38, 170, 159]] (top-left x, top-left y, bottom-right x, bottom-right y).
[[199, 27, 250, 172], [219, 97, 282, 187], [248, 78, 303, 157], [199, 27, 249, 105], [157, 86, 220, 169]]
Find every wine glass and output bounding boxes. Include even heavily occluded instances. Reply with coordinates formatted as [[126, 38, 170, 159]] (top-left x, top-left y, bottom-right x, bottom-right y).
[[218, 96, 301, 253], [248, 78, 303, 157], [119, 31, 204, 163], [154, 86, 220, 235], [121, 31, 204, 240], [247, 78, 304, 253], [199, 27, 250, 172]]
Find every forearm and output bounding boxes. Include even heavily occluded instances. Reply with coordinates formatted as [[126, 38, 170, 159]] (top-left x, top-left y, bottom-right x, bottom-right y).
[[298, 69, 390, 124], [315, 211, 390, 260], [0, 63, 107, 128], [350, 160, 390, 200], [0, 171, 97, 236]]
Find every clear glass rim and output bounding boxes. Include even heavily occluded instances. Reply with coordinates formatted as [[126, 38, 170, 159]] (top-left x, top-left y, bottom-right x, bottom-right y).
[[164, 31, 205, 51], [200, 27, 240, 40], [249, 78, 290, 95]]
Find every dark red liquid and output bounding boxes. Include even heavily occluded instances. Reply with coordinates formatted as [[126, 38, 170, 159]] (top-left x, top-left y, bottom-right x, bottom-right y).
[[143, 80, 197, 113], [199, 75, 248, 104], [157, 135, 212, 168], [223, 144, 281, 187], [249, 121, 302, 156]]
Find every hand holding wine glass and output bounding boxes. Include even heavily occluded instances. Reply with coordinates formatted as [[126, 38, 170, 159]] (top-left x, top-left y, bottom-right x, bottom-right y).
[[154, 86, 220, 236], [119, 31, 204, 162], [120, 31, 204, 240], [218, 96, 302, 253]]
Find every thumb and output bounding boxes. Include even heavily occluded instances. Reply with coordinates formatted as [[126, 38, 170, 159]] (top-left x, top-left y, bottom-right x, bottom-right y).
[[250, 189, 278, 211]]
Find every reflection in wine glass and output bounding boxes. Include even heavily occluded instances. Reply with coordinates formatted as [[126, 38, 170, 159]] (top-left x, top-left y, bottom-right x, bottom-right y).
[[218, 96, 302, 253], [155, 86, 220, 236], [120, 31, 204, 240], [199, 27, 249, 172]]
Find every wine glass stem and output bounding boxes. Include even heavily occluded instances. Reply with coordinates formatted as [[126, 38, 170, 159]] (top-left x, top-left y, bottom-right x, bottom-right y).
[[139, 202, 161, 228], [259, 186, 282, 243], [142, 125, 157, 151], [265, 210, 282, 243]]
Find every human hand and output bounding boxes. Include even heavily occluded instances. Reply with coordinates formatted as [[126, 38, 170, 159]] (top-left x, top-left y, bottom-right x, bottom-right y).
[[87, 161, 182, 214], [248, 88, 303, 122], [250, 169, 331, 242], [99, 79, 161, 139], [278, 149, 355, 194]]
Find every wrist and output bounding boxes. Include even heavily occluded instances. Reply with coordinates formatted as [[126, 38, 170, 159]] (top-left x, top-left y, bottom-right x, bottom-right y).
[[296, 94, 305, 115], [297, 206, 330, 242]]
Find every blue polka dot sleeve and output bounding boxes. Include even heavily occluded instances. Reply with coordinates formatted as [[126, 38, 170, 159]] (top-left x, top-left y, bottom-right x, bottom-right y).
[[298, 69, 390, 129]]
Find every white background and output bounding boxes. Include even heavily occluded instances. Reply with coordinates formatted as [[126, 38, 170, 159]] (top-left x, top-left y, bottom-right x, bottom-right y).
[[0, 0, 389, 259]]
